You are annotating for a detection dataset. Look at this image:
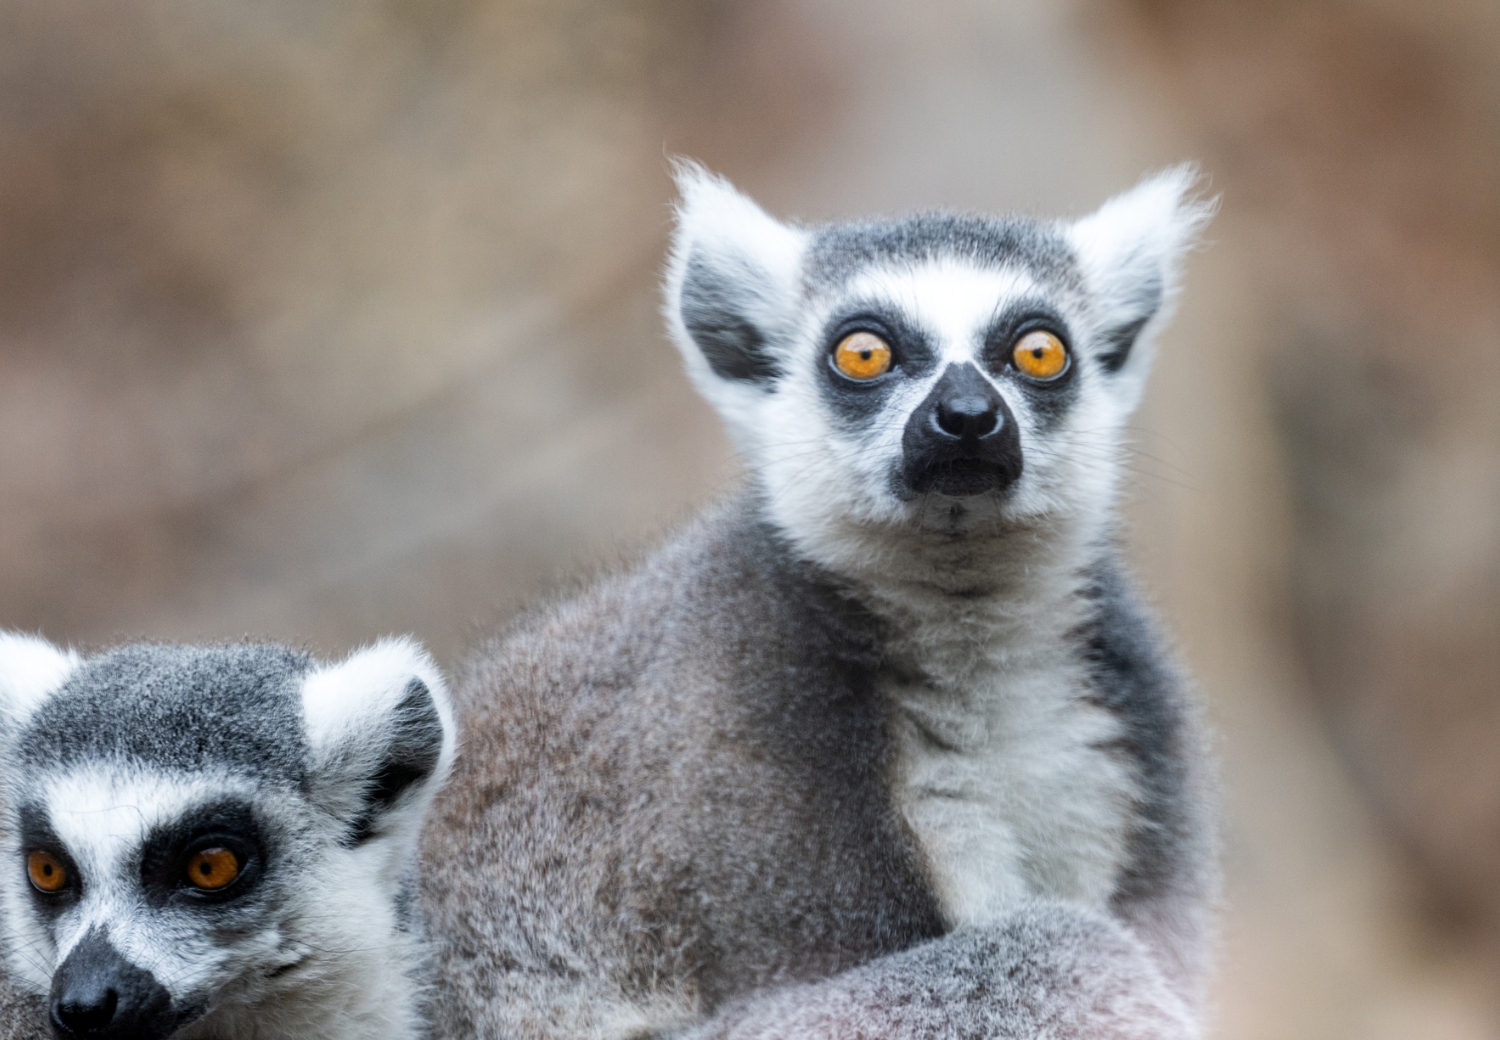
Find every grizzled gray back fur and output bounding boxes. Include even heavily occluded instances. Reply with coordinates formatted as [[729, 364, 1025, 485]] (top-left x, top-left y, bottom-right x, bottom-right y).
[[424, 503, 940, 1031], [0, 635, 453, 1040]]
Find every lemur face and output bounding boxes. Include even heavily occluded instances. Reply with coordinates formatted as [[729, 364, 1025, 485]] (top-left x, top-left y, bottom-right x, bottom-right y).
[[666, 166, 1211, 562], [0, 635, 453, 1040]]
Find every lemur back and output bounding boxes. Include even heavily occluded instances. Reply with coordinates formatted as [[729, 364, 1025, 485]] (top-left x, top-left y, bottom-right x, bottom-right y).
[[422, 166, 1217, 1039], [0, 634, 454, 1040]]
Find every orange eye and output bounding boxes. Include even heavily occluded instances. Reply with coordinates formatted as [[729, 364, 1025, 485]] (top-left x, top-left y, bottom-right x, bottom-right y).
[[185, 848, 240, 891], [833, 331, 893, 380], [27, 851, 68, 893], [1011, 330, 1068, 380]]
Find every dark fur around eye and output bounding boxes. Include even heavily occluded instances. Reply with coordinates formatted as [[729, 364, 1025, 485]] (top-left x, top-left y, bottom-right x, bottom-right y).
[[139, 801, 265, 906], [981, 304, 1080, 428], [816, 307, 938, 425], [19, 804, 81, 913]]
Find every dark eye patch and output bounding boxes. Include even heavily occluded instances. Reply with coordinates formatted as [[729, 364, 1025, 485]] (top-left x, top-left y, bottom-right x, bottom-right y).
[[139, 801, 265, 907], [18, 803, 80, 915], [815, 304, 939, 428], [980, 300, 1080, 428]]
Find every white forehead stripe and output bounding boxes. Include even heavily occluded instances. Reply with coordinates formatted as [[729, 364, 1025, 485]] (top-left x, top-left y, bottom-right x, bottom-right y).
[[37, 765, 259, 888], [844, 261, 1041, 366]]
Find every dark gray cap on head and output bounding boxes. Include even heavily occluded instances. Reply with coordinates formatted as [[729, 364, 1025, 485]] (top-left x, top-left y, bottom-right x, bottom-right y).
[[17, 643, 313, 783]]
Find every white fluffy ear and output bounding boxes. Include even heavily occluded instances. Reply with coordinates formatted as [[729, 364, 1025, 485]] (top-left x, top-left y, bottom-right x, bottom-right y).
[[0, 632, 79, 730], [663, 162, 808, 431], [1067, 165, 1215, 411], [300, 637, 455, 847]]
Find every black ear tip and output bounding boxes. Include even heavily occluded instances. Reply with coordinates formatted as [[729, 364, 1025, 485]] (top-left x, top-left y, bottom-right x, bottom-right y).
[[1098, 315, 1152, 373], [342, 676, 446, 847], [679, 250, 781, 383], [1097, 273, 1165, 373], [389, 677, 445, 779]]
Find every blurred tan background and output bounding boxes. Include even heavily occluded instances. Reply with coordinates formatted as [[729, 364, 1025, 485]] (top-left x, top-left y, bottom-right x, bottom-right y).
[[1, 0, 1497, 1035]]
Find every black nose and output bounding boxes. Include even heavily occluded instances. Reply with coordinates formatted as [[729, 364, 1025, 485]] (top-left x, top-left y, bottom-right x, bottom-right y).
[[900, 362, 1023, 498], [49, 929, 177, 1040], [934, 393, 999, 440], [54, 987, 118, 1036]]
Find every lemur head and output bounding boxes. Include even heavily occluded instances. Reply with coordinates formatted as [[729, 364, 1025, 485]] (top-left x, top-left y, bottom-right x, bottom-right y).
[[0, 633, 454, 1040], [665, 164, 1212, 580]]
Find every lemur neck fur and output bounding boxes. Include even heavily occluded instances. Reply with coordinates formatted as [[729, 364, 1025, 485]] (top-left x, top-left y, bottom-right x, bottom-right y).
[[778, 497, 1108, 656], [769, 498, 1136, 928]]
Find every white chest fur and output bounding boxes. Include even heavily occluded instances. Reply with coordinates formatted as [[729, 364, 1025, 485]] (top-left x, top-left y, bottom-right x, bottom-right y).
[[878, 593, 1140, 929]]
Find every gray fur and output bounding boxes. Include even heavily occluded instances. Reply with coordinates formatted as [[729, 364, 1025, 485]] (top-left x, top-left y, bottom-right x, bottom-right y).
[[17, 644, 311, 779], [1083, 563, 1217, 987], [804, 212, 1084, 296], [0, 975, 46, 1040], [0, 636, 453, 1040], [681, 904, 1192, 1040], [423, 166, 1216, 1038], [423, 502, 943, 1038], [422, 500, 1213, 1039]]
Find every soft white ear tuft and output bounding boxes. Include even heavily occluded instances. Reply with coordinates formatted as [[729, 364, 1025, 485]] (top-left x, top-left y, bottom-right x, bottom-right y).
[[300, 637, 455, 844], [0, 631, 79, 729], [1067, 165, 1215, 400], [663, 160, 808, 415]]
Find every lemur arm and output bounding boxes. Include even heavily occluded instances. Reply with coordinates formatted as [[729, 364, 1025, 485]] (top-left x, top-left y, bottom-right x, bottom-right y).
[[673, 903, 1193, 1040]]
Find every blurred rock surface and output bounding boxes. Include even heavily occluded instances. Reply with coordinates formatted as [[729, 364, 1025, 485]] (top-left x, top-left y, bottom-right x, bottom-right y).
[[1110, 0, 1500, 1020]]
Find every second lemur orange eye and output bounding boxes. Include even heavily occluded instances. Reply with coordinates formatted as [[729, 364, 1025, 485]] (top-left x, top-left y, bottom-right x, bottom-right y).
[[27, 851, 68, 893], [1011, 330, 1068, 380], [185, 848, 240, 891], [833, 332, 893, 380]]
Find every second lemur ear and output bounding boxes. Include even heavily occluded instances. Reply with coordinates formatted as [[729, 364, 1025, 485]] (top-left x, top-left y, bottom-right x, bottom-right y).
[[299, 638, 456, 848], [664, 162, 808, 411], [1066, 165, 1215, 412], [0, 631, 79, 732]]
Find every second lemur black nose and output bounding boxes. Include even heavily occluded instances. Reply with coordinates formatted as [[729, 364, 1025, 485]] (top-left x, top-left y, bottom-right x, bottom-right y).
[[54, 986, 118, 1036], [49, 928, 177, 1040], [935, 393, 999, 439]]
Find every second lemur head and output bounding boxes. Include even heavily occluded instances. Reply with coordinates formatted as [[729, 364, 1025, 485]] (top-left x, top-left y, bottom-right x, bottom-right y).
[[0, 634, 455, 1040], [665, 164, 1212, 581]]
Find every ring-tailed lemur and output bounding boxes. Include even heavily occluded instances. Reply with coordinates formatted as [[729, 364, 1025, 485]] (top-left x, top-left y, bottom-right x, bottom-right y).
[[422, 166, 1217, 1039], [0, 633, 454, 1040]]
